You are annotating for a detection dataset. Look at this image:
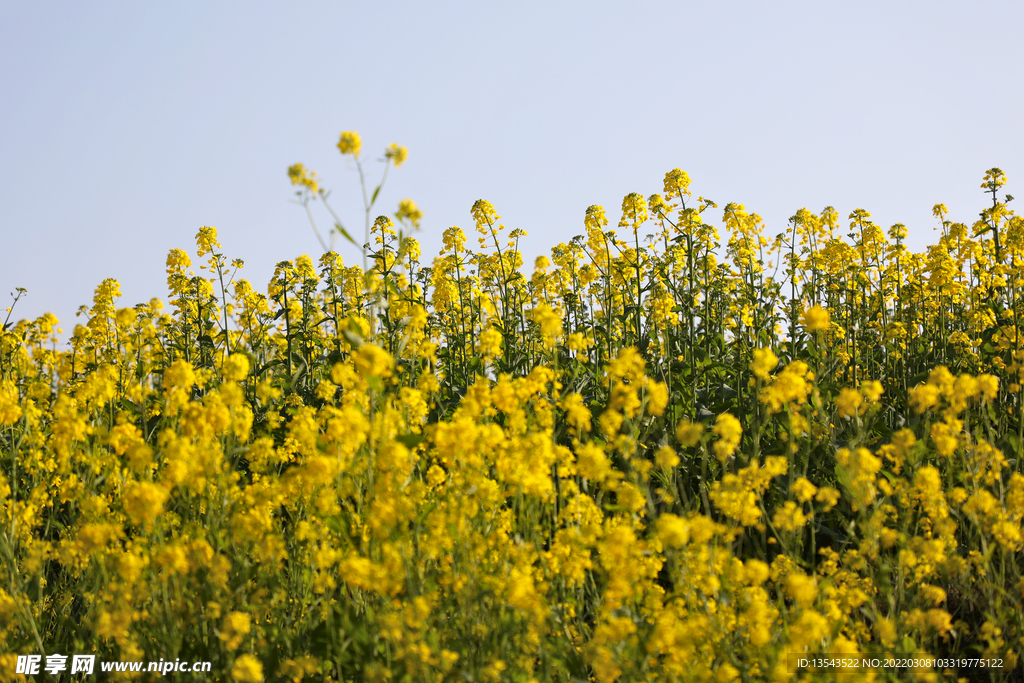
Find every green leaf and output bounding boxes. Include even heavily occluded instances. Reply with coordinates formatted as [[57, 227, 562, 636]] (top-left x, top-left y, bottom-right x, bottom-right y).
[[334, 223, 358, 246], [1006, 431, 1021, 455], [342, 316, 365, 348], [118, 398, 141, 416], [255, 360, 284, 378], [394, 433, 424, 449], [342, 329, 363, 348]]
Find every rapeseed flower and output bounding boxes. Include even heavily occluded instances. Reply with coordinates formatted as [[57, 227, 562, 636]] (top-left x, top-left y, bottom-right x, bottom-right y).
[[791, 477, 817, 503], [121, 482, 169, 529], [784, 572, 817, 607], [675, 418, 703, 447], [287, 163, 318, 193], [800, 304, 830, 333], [337, 130, 361, 157], [3, 159, 1023, 682], [385, 142, 407, 167], [750, 347, 778, 380], [772, 501, 807, 532], [230, 654, 263, 682], [836, 387, 863, 418], [712, 413, 742, 462], [394, 197, 421, 227], [220, 612, 251, 651]]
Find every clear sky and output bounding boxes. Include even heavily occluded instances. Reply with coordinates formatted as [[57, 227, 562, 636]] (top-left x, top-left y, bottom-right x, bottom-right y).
[[2, 1, 1022, 335]]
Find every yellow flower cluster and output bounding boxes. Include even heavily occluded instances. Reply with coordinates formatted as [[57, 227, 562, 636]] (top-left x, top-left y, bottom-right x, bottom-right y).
[[1, 166, 1023, 681]]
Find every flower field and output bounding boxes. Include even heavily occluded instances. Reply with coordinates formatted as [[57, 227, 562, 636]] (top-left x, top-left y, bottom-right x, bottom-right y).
[[2, 150, 1024, 681]]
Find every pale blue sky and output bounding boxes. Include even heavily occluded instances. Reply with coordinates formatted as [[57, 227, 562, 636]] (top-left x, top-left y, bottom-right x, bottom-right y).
[[2, 2, 1022, 334]]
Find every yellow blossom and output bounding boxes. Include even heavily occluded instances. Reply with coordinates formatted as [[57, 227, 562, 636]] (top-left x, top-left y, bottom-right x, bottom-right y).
[[712, 413, 742, 462], [800, 305, 830, 333], [676, 419, 704, 447], [337, 130, 361, 157], [231, 654, 263, 682], [791, 477, 818, 503], [751, 347, 778, 380]]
